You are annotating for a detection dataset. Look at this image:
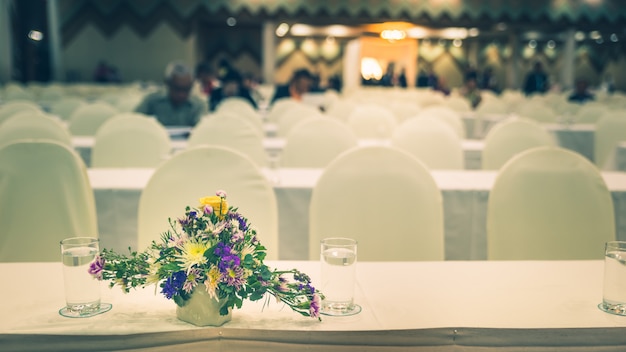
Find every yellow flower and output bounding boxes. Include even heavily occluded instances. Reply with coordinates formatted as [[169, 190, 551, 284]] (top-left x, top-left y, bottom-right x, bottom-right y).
[[204, 266, 220, 299], [199, 196, 228, 217], [176, 239, 209, 273]]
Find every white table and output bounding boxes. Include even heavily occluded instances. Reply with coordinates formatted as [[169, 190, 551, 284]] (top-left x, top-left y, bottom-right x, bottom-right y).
[[73, 137, 485, 170], [88, 168, 626, 261], [1, 261, 625, 351], [544, 123, 595, 162]]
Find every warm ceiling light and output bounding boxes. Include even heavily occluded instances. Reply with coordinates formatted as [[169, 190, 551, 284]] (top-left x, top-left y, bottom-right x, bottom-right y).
[[380, 29, 406, 42], [468, 28, 480, 37], [439, 28, 468, 39], [290, 24, 314, 36], [275, 23, 289, 37]]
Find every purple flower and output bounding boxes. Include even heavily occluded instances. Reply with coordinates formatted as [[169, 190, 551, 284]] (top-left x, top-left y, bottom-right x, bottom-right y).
[[214, 243, 232, 257], [219, 254, 241, 272], [88, 254, 104, 280], [309, 293, 321, 318], [203, 205, 213, 215], [223, 266, 245, 290], [161, 271, 187, 299], [228, 212, 248, 232], [216, 190, 227, 198], [231, 229, 244, 242], [178, 217, 190, 227], [189, 211, 197, 218]]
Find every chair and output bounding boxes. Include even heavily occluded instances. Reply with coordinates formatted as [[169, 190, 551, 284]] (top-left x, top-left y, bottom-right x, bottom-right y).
[[392, 116, 464, 169], [414, 106, 466, 139], [91, 114, 171, 168], [188, 114, 268, 167], [0, 140, 98, 262], [0, 100, 43, 125], [309, 146, 444, 261], [389, 101, 422, 123], [482, 118, 556, 170], [115, 95, 144, 113], [267, 98, 302, 123], [137, 145, 278, 259], [68, 102, 119, 136], [346, 104, 397, 139], [281, 118, 358, 168], [487, 146, 615, 260], [325, 99, 357, 122], [445, 95, 472, 113], [515, 103, 558, 123], [0, 111, 72, 148], [574, 103, 609, 124], [49, 97, 87, 121], [595, 113, 626, 169], [275, 104, 323, 137], [216, 97, 263, 132]]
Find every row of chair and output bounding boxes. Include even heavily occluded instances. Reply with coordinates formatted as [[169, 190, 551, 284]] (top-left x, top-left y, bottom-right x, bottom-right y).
[[0, 139, 614, 262]]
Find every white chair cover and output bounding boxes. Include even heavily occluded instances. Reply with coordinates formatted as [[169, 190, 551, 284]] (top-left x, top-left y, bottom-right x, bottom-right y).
[[487, 146, 615, 260], [267, 98, 302, 123], [574, 103, 609, 124], [49, 97, 87, 121], [137, 146, 279, 259], [325, 99, 357, 122], [0, 112, 72, 148], [389, 101, 422, 123], [309, 146, 444, 261], [68, 102, 119, 136], [188, 114, 268, 167], [482, 118, 556, 170], [445, 96, 472, 113], [281, 118, 358, 168], [392, 116, 464, 169], [415, 106, 465, 139], [91, 114, 171, 168], [0, 141, 97, 262], [0, 100, 43, 124], [595, 113, 626, 169], [275, 104, 323, 137], [215, 97, 263, 132], [515, 103, 558, 123], [346, 104, 397, 139]]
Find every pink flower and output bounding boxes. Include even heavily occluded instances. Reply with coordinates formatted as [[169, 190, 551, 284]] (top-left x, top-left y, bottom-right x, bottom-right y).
[[88, 255, 104, 280], [216, 190, 227, 198], [203, 205, 213, 215], [309, 293, 321, 318]]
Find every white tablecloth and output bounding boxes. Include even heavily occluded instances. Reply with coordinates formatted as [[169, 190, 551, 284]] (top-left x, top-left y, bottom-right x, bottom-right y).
[[88, 168, 626, 261], [544, 123, 595, 162], [1, 261, 626, 351], [73, 137, 485, 170]]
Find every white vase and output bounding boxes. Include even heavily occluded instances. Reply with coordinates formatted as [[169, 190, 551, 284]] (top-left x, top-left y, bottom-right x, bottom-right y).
[[176, 287, 232, 327]]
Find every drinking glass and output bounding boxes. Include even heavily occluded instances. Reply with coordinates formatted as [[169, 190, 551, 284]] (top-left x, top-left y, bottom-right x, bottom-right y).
[[59, 237, 111, 317], [320, 237, 361, 316], [599, 241, 626, 316]]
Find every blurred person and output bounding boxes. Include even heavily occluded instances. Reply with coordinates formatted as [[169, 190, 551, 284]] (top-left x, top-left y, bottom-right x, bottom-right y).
[[209, 69, 257, 111], [271, 68, 314, 104], [380, 62, 396, 87], [433, 77, 450, 96], [480, 67, 498, 93], [568, 79, 595, 104], [459, 77, 482, 109], [523, 61, 549, 96], [397, 68, 408, 88], [416, 69, 429, 87], [135, 61, 207, 127], [195, 61, 217, 96]]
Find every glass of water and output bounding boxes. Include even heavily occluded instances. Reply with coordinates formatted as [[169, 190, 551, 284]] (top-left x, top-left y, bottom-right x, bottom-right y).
[[599, 241, 626, 316], [320, 237, 361, 316], [59, 237, 111, 318]]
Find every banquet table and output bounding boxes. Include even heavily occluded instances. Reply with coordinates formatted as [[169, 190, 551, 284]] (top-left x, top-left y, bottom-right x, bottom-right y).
[[1, 260, 626, 351], [72, 136, 484, 170], [88, 168, 626, 261], [543, 123, 595, 162]]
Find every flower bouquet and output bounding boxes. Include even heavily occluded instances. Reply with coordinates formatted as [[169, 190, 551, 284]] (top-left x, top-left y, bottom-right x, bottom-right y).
[[89, 190, 321, 325]]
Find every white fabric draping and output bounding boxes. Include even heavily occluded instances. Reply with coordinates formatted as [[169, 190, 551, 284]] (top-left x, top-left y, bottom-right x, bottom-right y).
[[1, 261, 626, 351], [88, 168, 626, 260]]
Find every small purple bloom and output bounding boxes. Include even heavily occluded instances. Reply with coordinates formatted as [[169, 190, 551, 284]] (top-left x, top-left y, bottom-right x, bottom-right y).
[[161, 271, 187, 299], [216, 190, 227, 198], [178, 217, 190, 226], [188, 211, 197, 218], [203, 205, 213, 215], [228, 212, 248, 232], [88, 254, 104, 280]]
